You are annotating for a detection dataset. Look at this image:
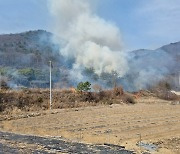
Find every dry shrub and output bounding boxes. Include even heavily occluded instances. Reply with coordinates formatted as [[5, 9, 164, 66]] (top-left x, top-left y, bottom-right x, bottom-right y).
[[78, 92, 98, 102], [148, 80, 179, 101], [98, 90, 105, 97], [0, 88, 137, 114], [113, 86, 124, 96], [0, 104, 4, 112], [123, 94, 136, 104], [157, 81, 171, 90], [157, 90, 179, 101], [103, 90, 113, 98], [60, 89, 72, 94], [0, 78, 9, 90], [0, 89, 49, 113], [92, 84, 102, 92]]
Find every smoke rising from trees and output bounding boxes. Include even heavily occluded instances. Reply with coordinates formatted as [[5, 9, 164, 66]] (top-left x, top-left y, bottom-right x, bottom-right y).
[[46, 0, 178, 91], [48, 0, 129, 78]]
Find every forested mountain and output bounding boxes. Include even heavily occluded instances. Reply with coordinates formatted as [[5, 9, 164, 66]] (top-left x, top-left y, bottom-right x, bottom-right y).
[[0, 30, 179, 90], [125, 42, 180, 91], [0, 30, 70, 88], [0, 30, 62, 68]]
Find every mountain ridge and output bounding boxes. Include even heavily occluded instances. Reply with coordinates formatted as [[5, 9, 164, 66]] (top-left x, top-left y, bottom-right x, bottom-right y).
[[0, 30, 179, 90]]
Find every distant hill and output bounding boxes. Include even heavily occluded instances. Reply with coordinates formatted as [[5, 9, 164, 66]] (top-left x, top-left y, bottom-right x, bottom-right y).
[[130, 42, 180, 73], [124, 42, 180, 91], [0, 30, 70, 88], [0, 30, 179, 90], [0, 30, 62, 68], [160, 42, 180, 72]]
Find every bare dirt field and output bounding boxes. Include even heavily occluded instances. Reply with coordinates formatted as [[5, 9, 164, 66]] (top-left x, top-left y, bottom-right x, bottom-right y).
[[0, 97, 180, 154]]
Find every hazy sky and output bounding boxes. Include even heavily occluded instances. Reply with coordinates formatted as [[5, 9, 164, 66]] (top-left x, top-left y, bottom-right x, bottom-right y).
[[0, 0, 180, 51]]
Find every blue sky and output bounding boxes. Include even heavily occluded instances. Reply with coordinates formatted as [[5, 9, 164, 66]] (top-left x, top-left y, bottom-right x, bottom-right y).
[[0, 0, 180, 51], [0, 0, 50, 33]]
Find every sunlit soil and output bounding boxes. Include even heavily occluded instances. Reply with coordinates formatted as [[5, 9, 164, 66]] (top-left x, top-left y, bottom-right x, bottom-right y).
[[0, 98, 180, 153]]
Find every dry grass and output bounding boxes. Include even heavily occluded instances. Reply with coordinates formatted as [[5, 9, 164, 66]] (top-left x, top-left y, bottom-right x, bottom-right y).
[[122, 94, 136, 104], [0, 87, 137, 114]]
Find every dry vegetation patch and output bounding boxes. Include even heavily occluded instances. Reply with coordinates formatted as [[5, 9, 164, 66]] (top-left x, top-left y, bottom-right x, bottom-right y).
[[0, 87, 138, 114]]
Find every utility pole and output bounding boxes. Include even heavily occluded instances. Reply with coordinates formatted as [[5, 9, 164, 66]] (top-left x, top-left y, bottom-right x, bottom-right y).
[[179, 72, 180, 88], [49, 61, 52, 109], [0, 72, 1, 89], [113, 72, 117, 89]]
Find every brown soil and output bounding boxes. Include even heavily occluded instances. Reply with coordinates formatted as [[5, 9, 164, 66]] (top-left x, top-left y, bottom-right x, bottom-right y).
[[0, 97, 179, 154]]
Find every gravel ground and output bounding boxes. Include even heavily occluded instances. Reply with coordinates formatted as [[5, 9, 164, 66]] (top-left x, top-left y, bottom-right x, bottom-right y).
[[0, 131, 135, 154]]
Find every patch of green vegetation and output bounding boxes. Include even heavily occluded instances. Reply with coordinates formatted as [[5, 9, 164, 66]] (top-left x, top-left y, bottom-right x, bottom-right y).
[[18, 68, 35, 80], [0, 67, 10, 76], [77, 81, 91, 92], [34, 69, 49, 81]]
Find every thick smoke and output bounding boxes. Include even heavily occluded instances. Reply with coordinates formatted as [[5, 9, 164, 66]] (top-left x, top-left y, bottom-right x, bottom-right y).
[[48, 0, 128, 78], [47, 0, 177, 91], [124, 49, 176, 91]]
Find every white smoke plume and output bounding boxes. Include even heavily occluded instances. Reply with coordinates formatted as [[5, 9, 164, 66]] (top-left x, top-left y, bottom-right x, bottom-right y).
[[48, 0, 128, 78]]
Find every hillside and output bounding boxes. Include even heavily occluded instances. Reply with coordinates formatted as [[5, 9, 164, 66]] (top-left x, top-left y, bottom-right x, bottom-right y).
[[0, 30, 179, 90], [0, 30, 60, 67], [160, 42, 180, 72], [0, 30, 71, 88], [124, 42, 180, 91]]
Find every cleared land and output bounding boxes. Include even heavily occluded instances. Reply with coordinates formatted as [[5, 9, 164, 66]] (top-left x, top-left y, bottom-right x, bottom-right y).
[[0, 97, 180, 154]]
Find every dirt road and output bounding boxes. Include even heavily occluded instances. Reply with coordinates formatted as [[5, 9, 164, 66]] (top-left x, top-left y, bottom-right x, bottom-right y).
[[0, 100, 180, 153]]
